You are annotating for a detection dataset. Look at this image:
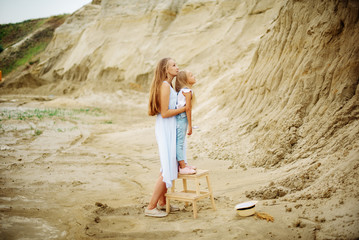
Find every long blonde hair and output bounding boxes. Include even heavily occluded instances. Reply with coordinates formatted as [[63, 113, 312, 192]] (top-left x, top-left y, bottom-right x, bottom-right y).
[[148, 58, 171, 116], [175, 70, 195, 104]]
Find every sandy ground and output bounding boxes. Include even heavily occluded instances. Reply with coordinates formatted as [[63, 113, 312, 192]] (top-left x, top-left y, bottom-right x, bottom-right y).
[[0, 93, 357, 240]]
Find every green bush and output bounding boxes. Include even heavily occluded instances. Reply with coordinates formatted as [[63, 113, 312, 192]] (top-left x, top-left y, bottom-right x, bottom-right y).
[[0, 15, 68, 76]]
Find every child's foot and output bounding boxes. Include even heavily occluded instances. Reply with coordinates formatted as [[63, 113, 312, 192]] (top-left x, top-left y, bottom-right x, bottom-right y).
[[179, 166, 196, 175], [186, 164, 197, 170]]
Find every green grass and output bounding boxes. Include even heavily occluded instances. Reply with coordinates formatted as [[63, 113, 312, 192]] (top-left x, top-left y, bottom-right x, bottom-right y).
[[4, 42, 48, 75], [0, 15, 67, 48], [0, 108, 103, 121], [34, 129, 43, 136], [0, 108, 104, 135], [0, 19, 46, 48], [16, 42, 47, 65], [73, 108, 102, 115]]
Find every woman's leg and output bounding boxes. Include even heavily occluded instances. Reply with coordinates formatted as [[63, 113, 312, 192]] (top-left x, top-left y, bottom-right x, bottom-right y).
[[147, 173, 167, 209], [157, 182, 168, 206]]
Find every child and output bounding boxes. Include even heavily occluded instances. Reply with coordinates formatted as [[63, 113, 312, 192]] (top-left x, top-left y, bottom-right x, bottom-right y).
[[175, 70, 197, 174]]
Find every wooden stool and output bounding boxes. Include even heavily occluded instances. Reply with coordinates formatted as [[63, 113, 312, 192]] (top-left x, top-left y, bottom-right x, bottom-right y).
[[165, 169, 216, 218]]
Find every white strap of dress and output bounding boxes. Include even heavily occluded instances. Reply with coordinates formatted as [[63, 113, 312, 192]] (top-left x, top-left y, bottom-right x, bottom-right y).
[[181, 88, 192, 93]]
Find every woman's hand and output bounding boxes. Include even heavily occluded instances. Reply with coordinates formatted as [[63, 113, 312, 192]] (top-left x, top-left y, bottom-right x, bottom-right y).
[[160, 82, 186, 118]]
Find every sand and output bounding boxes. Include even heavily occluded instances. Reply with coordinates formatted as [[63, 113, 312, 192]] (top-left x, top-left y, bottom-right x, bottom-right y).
[[0, 92, 357, 240]]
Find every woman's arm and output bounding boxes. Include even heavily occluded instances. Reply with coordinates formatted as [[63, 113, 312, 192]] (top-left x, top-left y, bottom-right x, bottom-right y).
[[160, 82, 186, 118], [183, 91, 192, 135]]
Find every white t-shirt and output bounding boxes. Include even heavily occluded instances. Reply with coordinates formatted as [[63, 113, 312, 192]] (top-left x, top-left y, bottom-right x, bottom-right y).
[[176, 88, 192, 109]]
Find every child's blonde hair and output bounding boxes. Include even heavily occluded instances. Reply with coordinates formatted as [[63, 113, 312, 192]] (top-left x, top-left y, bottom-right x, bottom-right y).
[[175, 70, 195, 104], [148, 58, 172, 116]]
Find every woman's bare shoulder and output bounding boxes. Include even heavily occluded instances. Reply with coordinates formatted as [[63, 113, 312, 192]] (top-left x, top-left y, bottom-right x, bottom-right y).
[[161, 81, 170, 89], [160, 81, 170, 94]]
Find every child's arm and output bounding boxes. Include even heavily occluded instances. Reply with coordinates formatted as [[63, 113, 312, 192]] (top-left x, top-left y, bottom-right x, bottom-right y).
[[183, 91, 192, 135], [160, 82, 186, 118]]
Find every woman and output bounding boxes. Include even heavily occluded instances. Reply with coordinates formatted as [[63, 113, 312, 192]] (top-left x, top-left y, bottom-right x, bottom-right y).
[[145, 58, 186, 217]]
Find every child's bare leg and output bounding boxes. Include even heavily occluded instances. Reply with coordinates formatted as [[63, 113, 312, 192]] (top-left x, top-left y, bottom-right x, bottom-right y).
[[178, 160, 186, 169]]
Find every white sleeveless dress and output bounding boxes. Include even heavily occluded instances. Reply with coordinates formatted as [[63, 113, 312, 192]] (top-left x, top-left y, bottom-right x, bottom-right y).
[[155, 81, 178, 188]]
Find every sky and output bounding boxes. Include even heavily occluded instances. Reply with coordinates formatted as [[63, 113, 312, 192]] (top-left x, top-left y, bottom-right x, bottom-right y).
[[0, 0, 92, 24]]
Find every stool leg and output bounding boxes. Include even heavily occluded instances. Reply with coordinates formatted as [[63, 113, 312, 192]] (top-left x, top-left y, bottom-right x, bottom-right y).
[[195, 178, 200, 195], [166, 198, 170, 214], [183, 179, 189, 207], [171, 180, 175, 193], [182, 179, 188, 192], [193, 201, 197, 219], [206, 175, 216, 210]]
